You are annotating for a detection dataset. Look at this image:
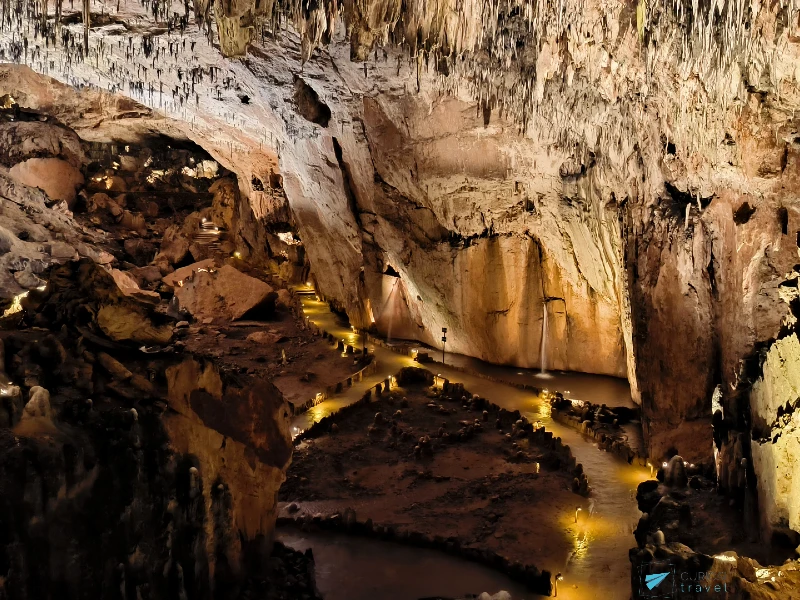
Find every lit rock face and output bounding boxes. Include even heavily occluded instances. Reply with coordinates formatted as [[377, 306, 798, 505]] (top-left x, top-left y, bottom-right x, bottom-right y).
[[350, 94, 630, 376], [748, 261, 800, 541], [172, 263, 278, 321], [1, 0, 798, 467], [750, 333, 800, 541], [165, 358, 293, 575], [8, 157, 84, 206], [631, 122, 800, 463]]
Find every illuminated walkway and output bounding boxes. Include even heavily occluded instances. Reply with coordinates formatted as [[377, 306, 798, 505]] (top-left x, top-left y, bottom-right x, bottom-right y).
[[290, 292, 417, 434], [292, 291, 649, 599]]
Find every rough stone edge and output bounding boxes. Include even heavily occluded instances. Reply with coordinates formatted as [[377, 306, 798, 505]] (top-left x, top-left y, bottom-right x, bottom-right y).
[[550, 407, 650, 468], [276, 513, 554, 596]]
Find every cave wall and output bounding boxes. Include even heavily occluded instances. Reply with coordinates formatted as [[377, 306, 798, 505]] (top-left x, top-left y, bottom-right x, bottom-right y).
[[1, 0, 798, 469], [750, 331, 800, 541], [629, 105, 800, 463], [347, 93, 631, 376]]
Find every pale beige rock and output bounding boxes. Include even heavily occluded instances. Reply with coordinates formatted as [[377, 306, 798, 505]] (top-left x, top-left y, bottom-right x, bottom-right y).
[[21, 386, 51, 420], [76, 243, 115, 265], [750, 333, 800, 541], [8, 158, 84, 206], [0, 120, 85, 167], [13, 269, 44, 290], [173, 264, 277, 321], [109, 268, 161, 304]]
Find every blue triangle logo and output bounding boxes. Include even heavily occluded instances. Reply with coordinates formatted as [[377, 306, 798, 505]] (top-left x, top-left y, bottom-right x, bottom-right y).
[[645, 572, 671, 590]]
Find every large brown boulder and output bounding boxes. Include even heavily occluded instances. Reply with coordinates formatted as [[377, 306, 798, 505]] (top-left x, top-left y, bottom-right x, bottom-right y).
[[109, 268, 161, 305], [173, 264, 277, 321], [153, 224, 190, 266], [0, 119, 85, 168], [8, 157, 84, 206]]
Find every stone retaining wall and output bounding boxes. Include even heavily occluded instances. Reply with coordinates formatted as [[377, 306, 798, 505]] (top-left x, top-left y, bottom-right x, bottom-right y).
[[550, 408, 649, 468]]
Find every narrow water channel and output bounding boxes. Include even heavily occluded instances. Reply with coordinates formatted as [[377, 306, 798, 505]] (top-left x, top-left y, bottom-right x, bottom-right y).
[[278, 529, 537, 600]]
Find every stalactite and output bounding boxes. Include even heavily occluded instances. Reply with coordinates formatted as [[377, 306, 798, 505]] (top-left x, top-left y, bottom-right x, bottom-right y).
[[82, 0, 89, 52]]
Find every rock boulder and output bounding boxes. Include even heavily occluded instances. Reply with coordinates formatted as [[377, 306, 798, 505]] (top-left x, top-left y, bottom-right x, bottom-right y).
[[8, 157, 84, 206], [173, 264, 277, 321]]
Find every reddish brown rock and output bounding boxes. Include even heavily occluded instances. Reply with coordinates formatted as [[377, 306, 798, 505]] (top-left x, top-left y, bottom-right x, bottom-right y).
[[246, 330, 282, 345], [109, 268, 161, 304], [173, 264, 277, 321], [8, 157, 84, 206]]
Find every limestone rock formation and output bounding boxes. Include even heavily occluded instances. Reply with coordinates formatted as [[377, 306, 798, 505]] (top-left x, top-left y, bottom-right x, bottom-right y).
[[749, 267, 800, 542], [8, 157, 84, 206], [165, 358, 293, 544], [0, 0, 798, 576], [0, 173, 102, 302], [173, 264, 278, 321]]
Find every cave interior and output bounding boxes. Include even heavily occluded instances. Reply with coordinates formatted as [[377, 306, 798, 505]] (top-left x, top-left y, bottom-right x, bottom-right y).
[[1, 0, 800, 599]]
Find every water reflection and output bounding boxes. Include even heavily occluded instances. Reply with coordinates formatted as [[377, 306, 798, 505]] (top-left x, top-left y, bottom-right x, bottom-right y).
[[279, 529, 539, 600]]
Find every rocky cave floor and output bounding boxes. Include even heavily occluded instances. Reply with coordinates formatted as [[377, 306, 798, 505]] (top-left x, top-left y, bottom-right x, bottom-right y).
[[72, 127, 369, 407], [2, 101, 369, 407], [0, 104, 370, 599], [278, 371, 587, 585]]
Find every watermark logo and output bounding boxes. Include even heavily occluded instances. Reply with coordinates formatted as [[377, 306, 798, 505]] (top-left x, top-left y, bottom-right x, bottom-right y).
[[638, 562, 676, 598], [646, 572, 672, 590], [638, 559, 733, 598]]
